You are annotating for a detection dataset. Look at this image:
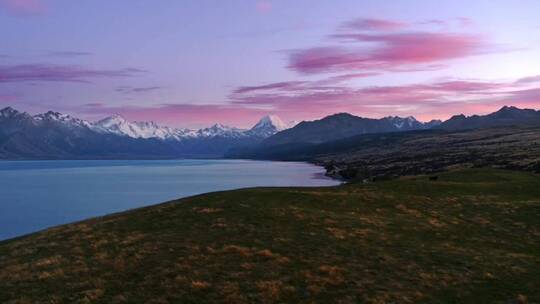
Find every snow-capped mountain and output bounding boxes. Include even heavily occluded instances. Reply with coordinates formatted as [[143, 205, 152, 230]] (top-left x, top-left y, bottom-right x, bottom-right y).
[[196, 124, 246, 138], [34, 111, 93, 129], [91, 113, 294, 140], [247, 115, 297, 137], [0, 107, 299, 159], [0, 107, 22, 118], [0, 107, 295, 159], [261, 112, 442, 147], [382, 116, 442, 130], [93, 115, 197, 140], [383, 116, 423, 130], [1, 106, 33, 121]]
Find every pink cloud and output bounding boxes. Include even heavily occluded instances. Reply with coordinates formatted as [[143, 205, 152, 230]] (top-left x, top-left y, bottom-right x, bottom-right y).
[[230, 75, 539, 122], [289, 31, 485, 74], [0, 0, 45, 15], [0, 64, 145, 83], [286, 16, 490, 74], [24, 75, 540, 128]]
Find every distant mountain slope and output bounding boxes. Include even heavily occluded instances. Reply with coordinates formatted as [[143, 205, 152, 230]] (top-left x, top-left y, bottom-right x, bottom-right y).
[[0, 107, 293, 159], [259, 113, 439, 147], [229, 106, 540, 160], [230, 125, 540, 179], [438, 106, 540, 130]]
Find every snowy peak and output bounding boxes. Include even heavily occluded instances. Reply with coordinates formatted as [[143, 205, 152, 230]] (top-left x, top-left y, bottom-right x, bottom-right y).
[[96, 114, 127, 126], [0, 107, 20, 118], [197, 123, 245, 138], [248, 115, 296, 137], [93, 115, 185, 140], [35, 111, 75, 123], [253, 115, 288, 131], [381, 115, 443, 130], [94, 116, 247, 140], [383, 116, 421, 130], [0, 107, 36, 121], [33, 111, 92, 128]]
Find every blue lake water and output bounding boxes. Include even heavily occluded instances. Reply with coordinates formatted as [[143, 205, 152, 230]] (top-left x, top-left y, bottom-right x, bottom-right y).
[[0, 159, 339, 240]]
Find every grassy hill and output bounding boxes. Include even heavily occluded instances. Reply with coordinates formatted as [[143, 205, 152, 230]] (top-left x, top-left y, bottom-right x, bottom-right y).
[[1, 169, 539, 303]]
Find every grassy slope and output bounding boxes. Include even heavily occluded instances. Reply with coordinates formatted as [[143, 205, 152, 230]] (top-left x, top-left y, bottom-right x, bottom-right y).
[[0, 169, 539, 303]]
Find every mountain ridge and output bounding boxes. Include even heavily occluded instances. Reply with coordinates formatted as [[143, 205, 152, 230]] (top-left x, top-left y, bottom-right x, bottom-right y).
[[0, 107, 296, 159], [437, 106, 540, 130], [2, 105, 539, 160], [260, 112, 440, 147]]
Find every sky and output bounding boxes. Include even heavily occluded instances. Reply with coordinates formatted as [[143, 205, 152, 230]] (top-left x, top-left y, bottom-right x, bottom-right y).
[[1, 0, 540, 128]]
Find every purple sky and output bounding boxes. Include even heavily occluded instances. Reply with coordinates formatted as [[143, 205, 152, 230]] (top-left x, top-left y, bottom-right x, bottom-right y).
[[1, 0, 540, 128]]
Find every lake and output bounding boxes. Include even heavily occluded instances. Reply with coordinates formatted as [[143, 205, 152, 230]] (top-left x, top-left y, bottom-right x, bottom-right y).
[[0, 159, 339, 240]]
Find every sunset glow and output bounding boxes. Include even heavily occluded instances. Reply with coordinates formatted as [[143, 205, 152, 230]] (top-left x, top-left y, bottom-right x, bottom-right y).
[[1, 0, 539, 127]]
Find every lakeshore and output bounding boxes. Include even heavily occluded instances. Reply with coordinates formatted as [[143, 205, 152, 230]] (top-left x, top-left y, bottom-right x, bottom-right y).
[[1, 168, 538, 303]]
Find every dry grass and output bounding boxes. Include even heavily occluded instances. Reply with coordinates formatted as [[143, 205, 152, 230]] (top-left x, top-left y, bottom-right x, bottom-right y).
[[0, 168, 539, 303]]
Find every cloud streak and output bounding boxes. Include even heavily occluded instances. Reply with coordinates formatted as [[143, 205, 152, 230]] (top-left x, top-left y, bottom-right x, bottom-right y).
[[115, 86, 162, 94], [44, 51, 93, 58], [0, 64, 145, 83], [230, 75, 540, 121]]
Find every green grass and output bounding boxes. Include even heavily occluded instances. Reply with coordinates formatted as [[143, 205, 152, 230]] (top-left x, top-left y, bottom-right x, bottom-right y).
[[1, 169, 539, 303]]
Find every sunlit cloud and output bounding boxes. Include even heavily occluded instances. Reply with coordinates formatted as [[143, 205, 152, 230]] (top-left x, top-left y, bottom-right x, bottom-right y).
[[230, 75, 540, 121], [285, 17, 492, 75]]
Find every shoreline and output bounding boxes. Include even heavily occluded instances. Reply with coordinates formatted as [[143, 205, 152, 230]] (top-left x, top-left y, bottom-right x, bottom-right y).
[[1, 168, 538, 302], [0, 159, 340, 242]]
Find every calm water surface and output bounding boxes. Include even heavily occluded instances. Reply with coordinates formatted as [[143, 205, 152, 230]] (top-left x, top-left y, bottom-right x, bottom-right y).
[[0, 159, 339, 240]]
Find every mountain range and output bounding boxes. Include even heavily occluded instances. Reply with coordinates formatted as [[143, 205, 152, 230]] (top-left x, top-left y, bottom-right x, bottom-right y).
[[261, 113, 441, 147], [1, 105, 539, 159], [227, 106, 540, 159], [437, 105, 540, 130], [0, 107, 295, 159]]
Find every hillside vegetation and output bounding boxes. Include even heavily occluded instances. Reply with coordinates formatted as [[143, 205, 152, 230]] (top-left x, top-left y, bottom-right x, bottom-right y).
[[1, 169, 539, 303], [230, 126, 540, 180]]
